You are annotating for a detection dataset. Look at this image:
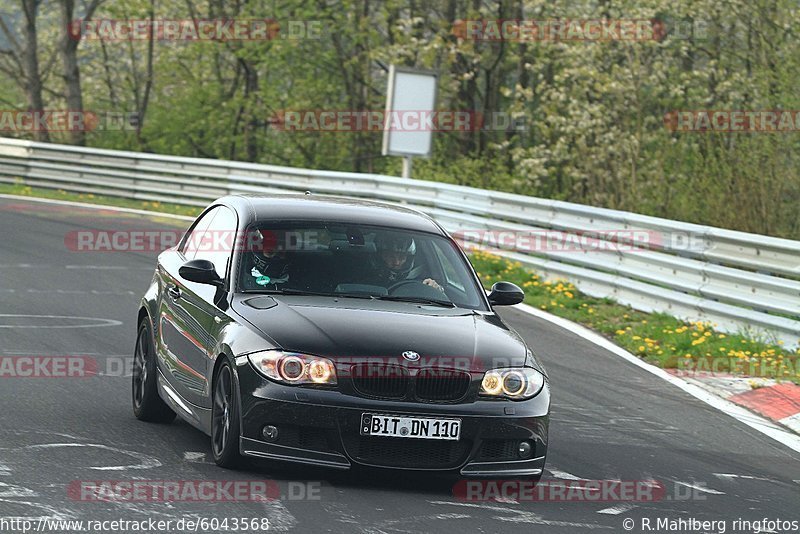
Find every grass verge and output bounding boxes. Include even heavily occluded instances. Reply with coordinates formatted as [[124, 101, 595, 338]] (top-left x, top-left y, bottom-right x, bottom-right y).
[[0, 182, 202, 217], [471, 250, 800, 385]]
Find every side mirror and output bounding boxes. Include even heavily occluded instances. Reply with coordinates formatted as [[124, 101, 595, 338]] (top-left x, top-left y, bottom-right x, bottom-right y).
[[487, 281, 524, 306], [179, 259, 223, 287]]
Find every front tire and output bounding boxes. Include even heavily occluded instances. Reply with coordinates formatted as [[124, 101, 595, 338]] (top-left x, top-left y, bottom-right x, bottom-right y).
[[211, 361, 242, 468], [132, 319, 176, 423]]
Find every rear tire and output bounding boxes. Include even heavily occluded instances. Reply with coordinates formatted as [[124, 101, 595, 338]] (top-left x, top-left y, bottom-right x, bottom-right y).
[[211, 361, 243, 468], [132, 319, 176, 423]]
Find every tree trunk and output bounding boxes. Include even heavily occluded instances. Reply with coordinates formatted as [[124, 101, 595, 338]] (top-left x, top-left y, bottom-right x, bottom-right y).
[[22, 0, 49, 142], [136, 0, 155, 149], [59, 0, 84, 145], [242, 59, 260, 162]]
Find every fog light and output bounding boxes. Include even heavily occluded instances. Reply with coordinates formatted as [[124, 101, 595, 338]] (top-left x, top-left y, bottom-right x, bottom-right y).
[[518, 440, 534, 459], [262, 425, 279, 442]]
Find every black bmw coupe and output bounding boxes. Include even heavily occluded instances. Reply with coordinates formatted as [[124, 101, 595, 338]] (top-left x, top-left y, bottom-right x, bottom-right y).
[[133, 194, 549, 479]]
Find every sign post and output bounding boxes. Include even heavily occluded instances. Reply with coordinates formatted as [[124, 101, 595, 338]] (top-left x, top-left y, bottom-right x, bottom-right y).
[[382, 65, 438, 179]]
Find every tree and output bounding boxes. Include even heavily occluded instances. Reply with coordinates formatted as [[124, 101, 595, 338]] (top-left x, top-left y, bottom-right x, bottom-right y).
[[0, 0, 50, 141], [58, 0, 103, 145]]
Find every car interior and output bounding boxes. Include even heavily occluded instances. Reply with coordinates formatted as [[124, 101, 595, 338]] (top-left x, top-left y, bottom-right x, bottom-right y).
[[237, 223, 482, 308]]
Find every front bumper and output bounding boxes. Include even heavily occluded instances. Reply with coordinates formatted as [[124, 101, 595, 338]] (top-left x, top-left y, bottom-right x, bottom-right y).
[[235, 358, 549, 477]]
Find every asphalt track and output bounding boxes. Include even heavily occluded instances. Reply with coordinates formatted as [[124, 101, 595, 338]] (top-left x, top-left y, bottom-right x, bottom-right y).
[[0, 197, 798, 533]]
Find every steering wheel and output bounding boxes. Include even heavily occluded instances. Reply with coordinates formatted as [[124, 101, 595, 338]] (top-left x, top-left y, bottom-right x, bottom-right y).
[[387, 280, 451, 303], [387, 279, 423, 295]]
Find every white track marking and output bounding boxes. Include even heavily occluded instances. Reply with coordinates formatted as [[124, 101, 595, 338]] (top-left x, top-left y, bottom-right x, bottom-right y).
[[429, 501, 612, 529], [24, 443, 161, 471], [513, 303, 800, 454], [597, 504, 637, 515], [352, 512, 473, 533], [713, 473, 775, 482], [547, 468, 586, 481], [66, 265, 134, 270], [433, 513, 472, 519], [24, 289, 136, 296], [0, 499, 77, 521], [1, 351, 123, 356], [779, 413, 800, 434], [0, 315, 122, 329], [254, 502, 297, 531], [0, 264, 150, 271], [670, 480, 725, 495], [0, 482, 37, 498], [69, 266, 155, 271]]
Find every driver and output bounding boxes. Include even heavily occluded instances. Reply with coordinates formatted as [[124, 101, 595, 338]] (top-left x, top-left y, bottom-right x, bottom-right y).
[[370, 232, 444, 292], [242, 228, 291, 290]]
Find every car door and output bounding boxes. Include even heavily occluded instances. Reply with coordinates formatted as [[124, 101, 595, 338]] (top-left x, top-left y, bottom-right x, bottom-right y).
[[182, 205, 238, 408], [157, 206, 226, 408]]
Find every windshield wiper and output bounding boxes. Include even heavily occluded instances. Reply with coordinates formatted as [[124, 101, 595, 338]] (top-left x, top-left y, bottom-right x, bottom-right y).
[[249, 288, 374, 299], [245, 289, 455, 307], [376, 295, 456, 308]]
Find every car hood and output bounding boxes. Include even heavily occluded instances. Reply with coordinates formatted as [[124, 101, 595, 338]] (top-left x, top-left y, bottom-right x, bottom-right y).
[[232, 296, 533, 372]]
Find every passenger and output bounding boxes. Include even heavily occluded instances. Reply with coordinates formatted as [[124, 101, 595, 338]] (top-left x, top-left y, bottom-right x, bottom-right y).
[[242, 228, 291, 290]]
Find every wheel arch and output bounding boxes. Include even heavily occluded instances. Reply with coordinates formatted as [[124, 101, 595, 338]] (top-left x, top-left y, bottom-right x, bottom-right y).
[[212, 350, 234, 381], [210, 348, 244, 456], [137, 306, 150, 329]]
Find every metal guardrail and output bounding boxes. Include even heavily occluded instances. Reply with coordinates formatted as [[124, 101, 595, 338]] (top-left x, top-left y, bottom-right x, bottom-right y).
[[1, 137, 798, 347]]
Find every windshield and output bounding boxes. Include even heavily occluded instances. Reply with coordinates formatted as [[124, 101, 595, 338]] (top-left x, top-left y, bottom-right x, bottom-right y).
[[236, 222, 487, 311]]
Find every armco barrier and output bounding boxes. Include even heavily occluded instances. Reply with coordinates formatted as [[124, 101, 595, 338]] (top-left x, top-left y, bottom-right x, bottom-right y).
[[0, 137, 797, 347]]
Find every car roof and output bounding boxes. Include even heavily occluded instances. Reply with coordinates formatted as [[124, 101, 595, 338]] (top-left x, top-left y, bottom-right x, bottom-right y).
[[219, 194, 445, 234]]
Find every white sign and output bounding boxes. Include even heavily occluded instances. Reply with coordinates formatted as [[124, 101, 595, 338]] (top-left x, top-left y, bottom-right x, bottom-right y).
[[382, 65, 437, 158]]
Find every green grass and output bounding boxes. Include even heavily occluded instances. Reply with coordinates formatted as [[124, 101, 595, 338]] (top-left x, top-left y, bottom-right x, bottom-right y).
[[471, 250, 800, 384], [0, 182, 202, 217]]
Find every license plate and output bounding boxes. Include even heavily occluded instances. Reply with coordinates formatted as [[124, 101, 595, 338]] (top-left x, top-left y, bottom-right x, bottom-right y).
[[360, 413, 461, 441]]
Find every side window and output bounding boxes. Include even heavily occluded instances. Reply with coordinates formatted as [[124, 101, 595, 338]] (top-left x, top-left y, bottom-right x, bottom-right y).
[[181, 207, 221, 259], [431, 241, 466, 292], [194, 206, 237, 279]]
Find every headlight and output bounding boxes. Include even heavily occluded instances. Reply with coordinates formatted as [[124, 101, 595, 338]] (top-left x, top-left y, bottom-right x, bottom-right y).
[[480, 367, 544, 400], [248, 351, 337, 386]]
